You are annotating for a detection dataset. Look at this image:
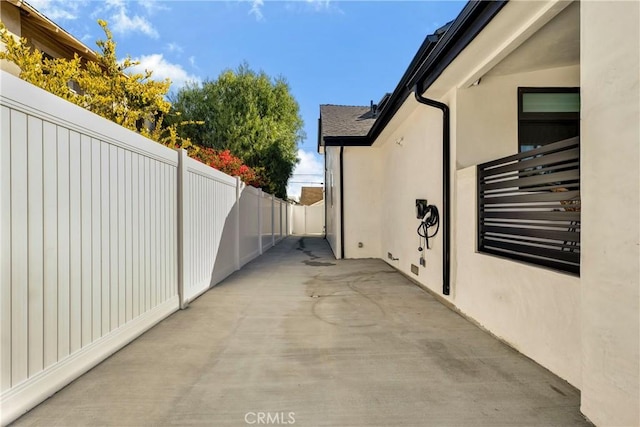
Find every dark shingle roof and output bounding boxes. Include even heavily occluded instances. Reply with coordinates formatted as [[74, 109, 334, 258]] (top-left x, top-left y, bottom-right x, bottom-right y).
[[320, 104, 376, 139]]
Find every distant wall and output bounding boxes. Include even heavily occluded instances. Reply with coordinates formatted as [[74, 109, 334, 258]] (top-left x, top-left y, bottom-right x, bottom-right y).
[[291, 204, 324, 235]]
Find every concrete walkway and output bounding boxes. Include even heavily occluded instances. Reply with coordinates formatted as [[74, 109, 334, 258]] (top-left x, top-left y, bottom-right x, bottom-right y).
[[13, 237, 589, 426]]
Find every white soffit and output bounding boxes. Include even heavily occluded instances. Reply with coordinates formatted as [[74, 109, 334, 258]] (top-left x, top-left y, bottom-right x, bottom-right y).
[[428, 0, 576, 97], [365, 0, 580, 147], [487, 1, 580, 77]]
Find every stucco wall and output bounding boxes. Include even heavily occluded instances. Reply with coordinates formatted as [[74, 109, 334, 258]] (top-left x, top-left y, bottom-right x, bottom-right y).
[[324, 146, 341, 258], [456, 64, 580, 169], [342, 147, 382, 258], [580, 1, 640, 425], [369, 52, 584, 390], [377, 100, 447, 288], [447, 64, 583, 388], [455, 167, 582, 387], [322, 2, 639, 422]]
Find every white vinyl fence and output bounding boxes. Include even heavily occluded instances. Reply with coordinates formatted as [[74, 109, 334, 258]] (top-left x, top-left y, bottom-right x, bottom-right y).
[[274, 198, 287, 243], [0, 71, 289, 425], [261, 192, 274, 251], [291, 203, 324, 235], [239, 186, 261, 266]]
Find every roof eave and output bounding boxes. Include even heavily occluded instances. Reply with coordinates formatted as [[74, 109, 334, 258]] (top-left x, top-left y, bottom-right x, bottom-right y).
[[367, 0, 507, 145], [325, 0, 508, 148], [9, 0, 99, 61], [323, 136, 370, 147], [408, 0, 507, 93]]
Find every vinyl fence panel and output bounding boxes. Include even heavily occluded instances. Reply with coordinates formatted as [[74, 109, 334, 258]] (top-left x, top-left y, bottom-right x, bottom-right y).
[[261, 191, 274, 251], [179, 153, 238, 304], [0, 71, 180, 425], [291, 204, 324, 235], [274, 199, 284, 243], [0, 71, 290, 425], [305, 204, 324, 234], [238, 186, 261, 266], [292, 205, 306, 235]]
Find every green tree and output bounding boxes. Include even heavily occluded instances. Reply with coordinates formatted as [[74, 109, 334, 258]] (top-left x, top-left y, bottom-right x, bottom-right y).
[[168, 63, 304, 198]]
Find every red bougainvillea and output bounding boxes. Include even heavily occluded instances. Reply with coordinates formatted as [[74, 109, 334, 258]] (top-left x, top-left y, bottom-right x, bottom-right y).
[[193, 148, 262, 187]]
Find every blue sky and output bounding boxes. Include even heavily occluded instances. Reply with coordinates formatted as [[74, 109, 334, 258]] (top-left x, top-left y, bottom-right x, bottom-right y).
[[28, 0, 465, 199]]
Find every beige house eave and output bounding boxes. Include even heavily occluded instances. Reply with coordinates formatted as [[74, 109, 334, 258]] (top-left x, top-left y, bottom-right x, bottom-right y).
[[3, 0, 98, 62]]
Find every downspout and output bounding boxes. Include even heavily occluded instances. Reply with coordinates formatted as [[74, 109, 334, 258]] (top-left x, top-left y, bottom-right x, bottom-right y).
[[324, 147, 328, 239], [339, 145, 345, 259], [320, 117, 328, 240], [414, 84, 450, 296]]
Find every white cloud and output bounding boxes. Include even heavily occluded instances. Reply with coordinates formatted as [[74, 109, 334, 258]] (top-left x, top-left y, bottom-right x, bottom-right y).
[[137, 0, 169, 14], [287, 149, 324, 201], [305, 0, 331, 12], [110, 9, 158, 38], [249, 0, 264, 21], [284, 0, 341, 15], [28, 0, 85, 21], [188, 56, 197, 67], [166, 42, 183, 54], [129, 54, 200, 89], [93, 0, 159, 38]]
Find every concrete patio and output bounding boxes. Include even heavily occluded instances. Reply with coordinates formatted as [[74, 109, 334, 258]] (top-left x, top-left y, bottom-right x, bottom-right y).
[[12, 237, 590, 426]]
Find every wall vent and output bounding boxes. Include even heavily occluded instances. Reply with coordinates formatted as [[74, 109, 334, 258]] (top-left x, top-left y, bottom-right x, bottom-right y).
[[411, 264, 419, 275]]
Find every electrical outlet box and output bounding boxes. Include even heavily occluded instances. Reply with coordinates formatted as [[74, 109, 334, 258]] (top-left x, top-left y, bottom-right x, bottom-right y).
[[416, 199, 429, 219], [419, 257, 426, 267], [411, 264, 419, 275]]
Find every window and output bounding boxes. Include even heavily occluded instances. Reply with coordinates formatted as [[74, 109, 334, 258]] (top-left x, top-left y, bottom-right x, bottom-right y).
[[518, 87, 580, 152]]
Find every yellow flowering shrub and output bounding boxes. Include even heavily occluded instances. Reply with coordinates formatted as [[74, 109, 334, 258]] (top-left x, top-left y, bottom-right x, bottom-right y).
[[0, 20, 198, 153]]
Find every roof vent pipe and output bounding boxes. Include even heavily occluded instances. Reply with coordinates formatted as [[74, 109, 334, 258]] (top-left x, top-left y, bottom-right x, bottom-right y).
[[413, 83, 450, 296], [370, 100, 378, 117]]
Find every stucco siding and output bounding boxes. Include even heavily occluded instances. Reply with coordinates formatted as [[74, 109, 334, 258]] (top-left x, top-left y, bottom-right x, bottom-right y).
[[455, 166, 582, 387], [451, 64, 583, 388], [371, 77, 583, 387], [342, 147, 382, 259], [580, 1, 640, 425], [456, 64, 580, 169], [378, 100, 447, 289], [324, 146, 341, 258], [321, 1, 639, 423]]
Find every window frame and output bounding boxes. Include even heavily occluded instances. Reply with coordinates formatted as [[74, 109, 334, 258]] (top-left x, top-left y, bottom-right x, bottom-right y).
[[517, 87, 580, 152]]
